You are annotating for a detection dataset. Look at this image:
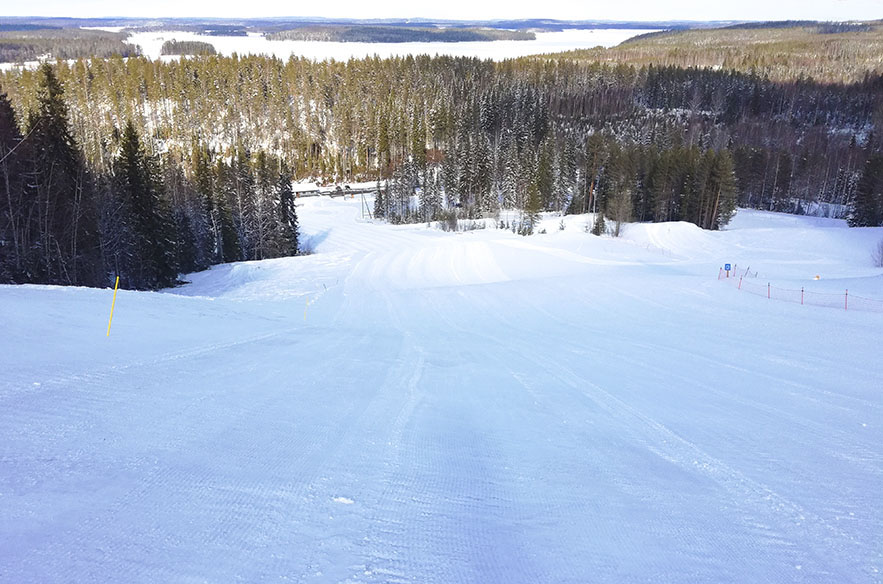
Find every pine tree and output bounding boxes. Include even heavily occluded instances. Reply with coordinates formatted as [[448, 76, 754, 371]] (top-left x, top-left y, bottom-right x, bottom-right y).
[[420, 167, 442, 221], [209, 157, 241, 263], [373, 178, 386, 219], [520, 179, 542, 236], [252, 150, 277, 260], [191, 145, 220, 263], [501, 138, 519, 210], [591, 211, 606, 236], [161, 153, 204, 274], [0, 90, 24, 282], [274, 166, 299, 255], [583, 133, 608, 216], [706, 150, 739, 230], [111, 121, 177, 289], [230, 147, 257, 259], [475, 133, 495, 214], [610, 188, 632, 237], [536, 138, 554, 211], [23, 64, 102, 286], [849, 155, 883, 227]]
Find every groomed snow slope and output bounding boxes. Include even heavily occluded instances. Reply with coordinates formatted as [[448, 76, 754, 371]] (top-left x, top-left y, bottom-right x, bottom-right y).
[[1, 200, 881, 583]]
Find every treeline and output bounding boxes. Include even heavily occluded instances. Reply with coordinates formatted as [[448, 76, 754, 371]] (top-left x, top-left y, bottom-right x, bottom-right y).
[[849, 155, 883, 227], [266, 26, 534, 43], [556, 23, 883, 84], [130, 24, 248, 36], [0, 28, 138, 63], [719, 20, 874, 35], [160, 40, 217, 56], [374, 131, 739, 235], [0, 65, 299, 289], [1, 54, 881, 263], [4, 55, 878, 218]]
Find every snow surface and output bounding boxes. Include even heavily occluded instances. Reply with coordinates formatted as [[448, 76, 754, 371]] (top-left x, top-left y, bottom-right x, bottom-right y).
[[1, 202, 882, 583], [127, 29, 657, 62]]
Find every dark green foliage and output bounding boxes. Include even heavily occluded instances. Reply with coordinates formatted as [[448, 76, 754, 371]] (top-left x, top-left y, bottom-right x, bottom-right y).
[[228, 147, 257, 259], [2, 51, 880, 288], [373, 181, 386, 219], [274, 166, 298, 255], [555, 22, 883, 84], [266, 26, 534, 43], [0, 28, 138, 63], [849, 156, 883, 226], [817, 23, 873, 34], [210, 158, 242, 264], [160, 40, 216, 56], [3, 54, 874, 226], [20, 64, 102, 285], [519, 181, 542, 236], [1, 65, 306, 289], [109, 122, 177, 289], [591, 212, 606, 236], [0, 90, 24, 282], [161, 153, 207, 274]]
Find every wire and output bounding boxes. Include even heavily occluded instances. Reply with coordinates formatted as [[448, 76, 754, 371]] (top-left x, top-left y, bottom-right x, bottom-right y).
[[0, 115, 42, 166]]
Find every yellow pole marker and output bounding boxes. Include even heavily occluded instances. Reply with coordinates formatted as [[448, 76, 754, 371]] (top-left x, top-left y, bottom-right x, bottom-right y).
[[304, 297, 309, 321], [107, 276, 119, 336]]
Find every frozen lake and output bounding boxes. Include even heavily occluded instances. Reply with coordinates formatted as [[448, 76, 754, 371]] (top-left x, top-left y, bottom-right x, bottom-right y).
[[127, 28, 657, 61]]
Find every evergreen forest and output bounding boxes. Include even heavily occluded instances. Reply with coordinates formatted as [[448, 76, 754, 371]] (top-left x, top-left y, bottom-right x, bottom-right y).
[[1, 52, 882, 289]]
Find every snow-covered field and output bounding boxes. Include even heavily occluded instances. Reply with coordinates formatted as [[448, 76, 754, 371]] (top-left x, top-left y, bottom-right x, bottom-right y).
[[1, 201, 881, 583], [128, 29, 656, 61]]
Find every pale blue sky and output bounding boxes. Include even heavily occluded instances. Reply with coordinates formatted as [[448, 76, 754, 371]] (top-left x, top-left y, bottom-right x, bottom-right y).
[[3, 0, 880, 22]]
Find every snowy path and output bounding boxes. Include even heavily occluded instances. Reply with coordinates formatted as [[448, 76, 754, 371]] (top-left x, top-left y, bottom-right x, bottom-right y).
[[1, 199, 881, 583]]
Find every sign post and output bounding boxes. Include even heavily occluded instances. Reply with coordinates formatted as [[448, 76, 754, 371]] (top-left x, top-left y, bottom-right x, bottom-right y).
[[724, 263, 731, 278]]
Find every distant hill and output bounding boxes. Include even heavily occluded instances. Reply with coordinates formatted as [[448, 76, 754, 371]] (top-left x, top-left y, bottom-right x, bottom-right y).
[[0, 27, 138, 63], [266, 26, 535, 43], [541, 21, 883, 83], [0, 16, 724, 35]]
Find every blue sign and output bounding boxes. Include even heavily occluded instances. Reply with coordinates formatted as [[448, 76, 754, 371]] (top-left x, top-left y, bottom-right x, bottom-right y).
[[724, 263, 731, 271]]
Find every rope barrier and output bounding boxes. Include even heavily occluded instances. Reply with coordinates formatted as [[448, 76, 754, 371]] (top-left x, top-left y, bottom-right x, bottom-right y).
[[719, 266, 883, 312]]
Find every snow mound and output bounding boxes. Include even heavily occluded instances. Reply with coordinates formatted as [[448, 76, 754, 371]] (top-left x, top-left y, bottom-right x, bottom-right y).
[[622, 220, 722, 260]]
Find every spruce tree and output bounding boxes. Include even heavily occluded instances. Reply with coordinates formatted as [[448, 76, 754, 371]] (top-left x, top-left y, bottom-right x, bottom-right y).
[[230, 147, 257, 259], [849, 155, 883, 227], [520, 180, 542, 236], [190, 145, 218, 264], [373, 180, 386, 219], [161, 154, 203, 274], [0, 90, 24, 282], [274, 166, 298, 255], [707, 150, 739, 230], [253, 150, 277, 260], [112, 121, 177, 289], [591, 211, 606, 236], [24, 64, 102, 285], [207, 157, 241, 263]]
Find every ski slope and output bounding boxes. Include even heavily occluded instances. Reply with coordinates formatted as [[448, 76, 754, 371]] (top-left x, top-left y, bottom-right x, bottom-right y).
[[1, 199, 881, 583]]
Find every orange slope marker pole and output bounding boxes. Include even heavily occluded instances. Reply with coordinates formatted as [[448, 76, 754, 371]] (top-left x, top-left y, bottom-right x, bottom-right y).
[[107, 276, 119, 336]]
